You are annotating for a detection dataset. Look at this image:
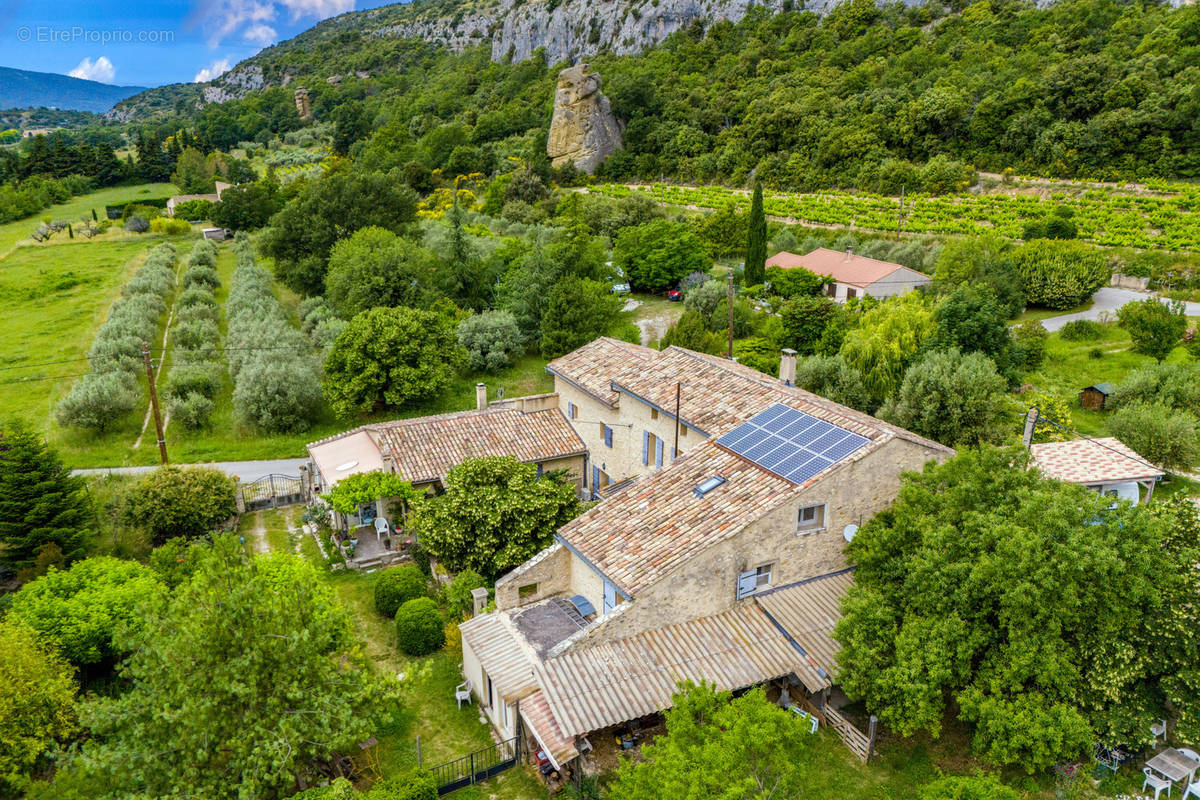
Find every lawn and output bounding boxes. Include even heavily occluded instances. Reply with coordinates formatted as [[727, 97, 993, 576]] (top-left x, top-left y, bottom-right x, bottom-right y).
[[0, 182, 178, 258], [0, 238, 161, 443], [1017, 321, 1193, 437]]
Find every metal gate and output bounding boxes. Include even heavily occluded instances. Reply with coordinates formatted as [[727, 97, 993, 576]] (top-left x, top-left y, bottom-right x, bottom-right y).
[[239, 474, 304, 511], [429, 736, 519, 796]]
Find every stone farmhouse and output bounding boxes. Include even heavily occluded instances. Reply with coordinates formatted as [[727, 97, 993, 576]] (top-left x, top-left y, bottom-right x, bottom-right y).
[[450, 338, 954, 772], [766, 247, 932, 302]]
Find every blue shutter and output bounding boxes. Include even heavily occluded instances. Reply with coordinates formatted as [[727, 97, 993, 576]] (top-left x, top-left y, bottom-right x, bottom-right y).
[[604, 425, 613, 447], [642, 430, 649, 465], [603, 580, 617, 614], [567, 402, 576, 419], [655, 438, 664, 468], [736, 570, 758, 599], [592, 465, 600, 500]]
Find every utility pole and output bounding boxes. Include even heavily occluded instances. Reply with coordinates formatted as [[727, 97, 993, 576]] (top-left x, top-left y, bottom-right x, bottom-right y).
[[897, 184, 905, 238], [727, 269, 735, 358], [142, 342, 168, 465]]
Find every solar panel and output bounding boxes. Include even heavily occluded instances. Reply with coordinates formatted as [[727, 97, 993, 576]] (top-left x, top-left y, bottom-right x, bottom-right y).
[[716, 403, 870, 484]]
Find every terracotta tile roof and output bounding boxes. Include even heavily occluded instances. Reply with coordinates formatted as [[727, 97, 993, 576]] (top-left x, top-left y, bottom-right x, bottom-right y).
[[545, 337, 656, 406], [1030, 437, 1164, 484], [765, 248, 930, 288], [520, 689, 577, 768], [755, 569, 854, 686], [537, 604, 811, 737], [307, 407, 585, 487], [558, 440, 809, 597]]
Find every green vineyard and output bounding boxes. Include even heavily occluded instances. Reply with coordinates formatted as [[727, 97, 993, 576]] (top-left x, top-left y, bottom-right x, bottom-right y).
[[591, 182, 1200, 252]]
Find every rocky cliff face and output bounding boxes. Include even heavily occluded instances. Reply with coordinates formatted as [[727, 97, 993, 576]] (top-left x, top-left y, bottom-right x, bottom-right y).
[[546, 65, 623, 173], [376, 0, 792, 65]]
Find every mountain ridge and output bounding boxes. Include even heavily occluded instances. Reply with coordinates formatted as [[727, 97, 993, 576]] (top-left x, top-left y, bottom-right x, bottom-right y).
[[0, 66, 147, 114]]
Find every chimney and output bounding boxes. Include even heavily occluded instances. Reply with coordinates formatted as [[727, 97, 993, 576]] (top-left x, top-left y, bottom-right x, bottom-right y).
[[845, 246, 854, 261], [476, 383, 487, 410], [471, 586, 490, 616], [779, 348, 797, 386], [1022, 406, 1040, 448]]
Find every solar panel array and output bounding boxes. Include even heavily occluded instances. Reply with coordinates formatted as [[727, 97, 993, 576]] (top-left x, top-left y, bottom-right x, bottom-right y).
[[716, 403, 871, 484]]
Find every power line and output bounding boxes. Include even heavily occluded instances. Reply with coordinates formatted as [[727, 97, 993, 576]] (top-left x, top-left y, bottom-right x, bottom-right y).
[[1023, 406, 1163, 476]]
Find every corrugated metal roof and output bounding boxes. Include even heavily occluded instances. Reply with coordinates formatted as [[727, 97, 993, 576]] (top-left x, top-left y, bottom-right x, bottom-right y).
[[459, 613, 539, 702], [519, 689, 577, 768], [755, 569, 854, 684], [535, 604, 816, 737]]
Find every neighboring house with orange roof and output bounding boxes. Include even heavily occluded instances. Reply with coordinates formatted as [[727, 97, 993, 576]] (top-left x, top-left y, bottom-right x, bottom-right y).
[[1030, 436, 1164, 505], [766, 247, 931, 302], [456, 338, 954, 774]]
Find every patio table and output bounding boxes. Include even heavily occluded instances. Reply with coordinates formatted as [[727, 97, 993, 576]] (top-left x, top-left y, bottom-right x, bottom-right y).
[[1146, 748, 1200, 784]]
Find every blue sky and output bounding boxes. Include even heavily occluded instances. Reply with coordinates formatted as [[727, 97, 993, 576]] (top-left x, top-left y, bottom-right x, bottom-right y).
[[1, 0, 399, 88]]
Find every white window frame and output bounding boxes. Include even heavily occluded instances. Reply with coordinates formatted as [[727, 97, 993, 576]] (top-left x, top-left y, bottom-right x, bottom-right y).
[[797, 503, 826, 533], [736, 563, 774, 599]]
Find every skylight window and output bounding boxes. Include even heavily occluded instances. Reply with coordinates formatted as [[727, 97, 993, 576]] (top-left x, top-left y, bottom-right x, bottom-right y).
[[694, 475, 727, 498]]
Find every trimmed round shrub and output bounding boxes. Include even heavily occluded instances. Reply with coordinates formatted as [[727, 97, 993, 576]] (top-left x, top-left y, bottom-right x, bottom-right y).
[[176, 286, 217, 308], [166, 362, 222, 400], [168, 391, 215, 429], [173, 319, 219, 351], [374, 564, 429, 618], [395, 597, 445, 656], [182, 265, 220, 290], [1059, 319, 1103, 341]]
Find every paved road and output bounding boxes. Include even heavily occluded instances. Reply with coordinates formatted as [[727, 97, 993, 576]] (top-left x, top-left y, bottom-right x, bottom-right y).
[[73, 457, 310, 483], [1040, 288, 1200, 331]]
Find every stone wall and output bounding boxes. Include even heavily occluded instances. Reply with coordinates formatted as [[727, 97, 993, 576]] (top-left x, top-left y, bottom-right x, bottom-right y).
[[495, 542, 572, 610], [572, 435, 948, 644]]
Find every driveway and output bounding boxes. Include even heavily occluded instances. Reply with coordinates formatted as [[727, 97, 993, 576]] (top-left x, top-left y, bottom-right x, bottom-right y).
[[1040, 288, 1200, 331], [73, 457, 310, 483]]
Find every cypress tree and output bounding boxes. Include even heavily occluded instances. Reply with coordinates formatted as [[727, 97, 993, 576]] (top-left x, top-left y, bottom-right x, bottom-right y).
[[0, 421, 90, 570], [745, 180, 767, 287]]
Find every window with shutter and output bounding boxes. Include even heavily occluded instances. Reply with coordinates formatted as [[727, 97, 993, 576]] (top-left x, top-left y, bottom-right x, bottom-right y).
[[567, 402, 576, 419], [736, 570, 758, 599], [642, 430, 649, 465], [655, 438, 664, 468], [603, 425, 612, 447]]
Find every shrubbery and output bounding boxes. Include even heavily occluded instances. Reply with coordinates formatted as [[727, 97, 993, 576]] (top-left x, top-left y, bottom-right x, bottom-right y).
[[441, 569, 487, 620], [1011, 241, 1111, 310], [1058, 319, 1104, 341], [374, 564, 429, 618], [458, 310, 523, 371], [166, 241, 223, 429], [394, 597, 445, 656], [227, 234, 322, 431], [58, 243, 177, 432], [123, 466, 238, 544]]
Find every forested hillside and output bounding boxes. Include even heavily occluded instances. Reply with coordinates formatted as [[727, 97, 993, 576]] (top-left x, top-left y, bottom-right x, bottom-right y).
[[108, 0, 1200, 190]]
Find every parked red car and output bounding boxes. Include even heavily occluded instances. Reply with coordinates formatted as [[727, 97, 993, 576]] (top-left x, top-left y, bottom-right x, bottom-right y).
[[666, 289, 683, 301]]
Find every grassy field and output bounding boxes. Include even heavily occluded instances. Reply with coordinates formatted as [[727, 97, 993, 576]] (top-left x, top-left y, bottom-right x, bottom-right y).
[[1017, 321, 1196, 437], [0, 183, 177, 258]]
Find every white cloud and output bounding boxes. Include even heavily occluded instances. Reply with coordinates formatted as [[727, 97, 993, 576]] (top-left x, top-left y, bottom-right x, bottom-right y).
[[243, 23, 277, 45], [195, 0, 355, 47], [67, 56, 116, 84], [194, 58, 232, 83]]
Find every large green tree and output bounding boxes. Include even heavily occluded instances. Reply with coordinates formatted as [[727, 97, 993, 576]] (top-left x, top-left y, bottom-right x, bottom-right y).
[[930, 287, 1014, 376], [260, 162, 418, 295], [880, 349, 1007, 447], [123, 466, 237, 545], [1107, 402, 1199, 472], [1011, 241, 1111, 310], [609, 683, 814, 800], [324, 306, 462, 418], [743, 181, 767, 287], [325, 226, 436, 317], [1117, 298, 1188, 363], [61, 539, 401, 799], [6, 557, 164, 667], [613, 219, 711, 292], [0, 621, 77, 797], [0, 421, 90, 571], [836, 448, 1198, 769], [838, 292, 934, 403], [539, 277, 623, 359], [409, 456, 582, 578]]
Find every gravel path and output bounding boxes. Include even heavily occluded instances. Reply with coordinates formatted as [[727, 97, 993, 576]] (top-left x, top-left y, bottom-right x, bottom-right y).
[[1040, 288, 1200, 331]]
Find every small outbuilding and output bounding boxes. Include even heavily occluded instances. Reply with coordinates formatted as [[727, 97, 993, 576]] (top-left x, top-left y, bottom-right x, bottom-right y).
[[1079, 382, 1114, 411], [1030, 436, 1164, 505], [765, 248, 931, 302]]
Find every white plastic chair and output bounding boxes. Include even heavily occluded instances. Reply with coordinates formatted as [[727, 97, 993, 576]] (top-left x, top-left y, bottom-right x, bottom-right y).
[[1153, 719, 1169, 741], [1180, 749, 1200, 784], [1185, 777, 1200, 800], [1144, 767, 1172, 800], [455, 679, 472, 709]]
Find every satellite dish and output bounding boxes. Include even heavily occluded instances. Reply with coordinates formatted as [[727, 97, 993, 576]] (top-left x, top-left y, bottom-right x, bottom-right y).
[[843, 523, 859, 542], [335, 460, 358, 472]]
